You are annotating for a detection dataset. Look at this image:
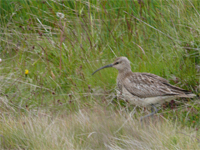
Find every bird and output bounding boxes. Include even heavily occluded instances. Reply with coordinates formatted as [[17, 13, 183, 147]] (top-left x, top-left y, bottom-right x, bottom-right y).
[[92, 56, 196, 120]]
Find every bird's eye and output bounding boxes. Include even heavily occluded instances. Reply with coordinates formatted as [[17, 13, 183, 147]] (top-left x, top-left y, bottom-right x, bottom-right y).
[[115, 62, 119, 65]]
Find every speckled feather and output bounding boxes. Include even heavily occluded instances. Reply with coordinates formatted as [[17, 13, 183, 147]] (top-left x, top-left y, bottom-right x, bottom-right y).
[[120, 72, 189, 98]]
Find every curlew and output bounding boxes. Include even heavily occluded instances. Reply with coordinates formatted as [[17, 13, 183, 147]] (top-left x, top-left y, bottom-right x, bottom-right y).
[[92, 57, 196, 120]]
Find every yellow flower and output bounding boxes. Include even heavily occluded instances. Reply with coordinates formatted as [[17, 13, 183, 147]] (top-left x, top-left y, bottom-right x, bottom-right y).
[[25, 69, 29, 75]]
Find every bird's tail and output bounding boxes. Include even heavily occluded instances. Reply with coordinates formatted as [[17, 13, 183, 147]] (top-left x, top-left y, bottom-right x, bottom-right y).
[[186, 93, 196, 98], [178, 93, 196, 98]]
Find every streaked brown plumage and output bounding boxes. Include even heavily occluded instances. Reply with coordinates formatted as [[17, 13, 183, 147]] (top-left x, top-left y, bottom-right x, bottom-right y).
[[92, 57, 196, 119]]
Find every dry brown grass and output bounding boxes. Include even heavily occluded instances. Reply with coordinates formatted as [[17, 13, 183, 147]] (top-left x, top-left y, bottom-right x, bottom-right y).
[[1, 103, 199, 150]]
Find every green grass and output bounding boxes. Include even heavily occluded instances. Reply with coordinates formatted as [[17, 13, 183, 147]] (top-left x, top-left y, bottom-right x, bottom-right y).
[[0, 0, 200, 149]]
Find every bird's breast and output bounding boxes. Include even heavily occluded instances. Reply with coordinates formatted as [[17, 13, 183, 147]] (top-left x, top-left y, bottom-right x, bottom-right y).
[[116, 78, 123, 92]]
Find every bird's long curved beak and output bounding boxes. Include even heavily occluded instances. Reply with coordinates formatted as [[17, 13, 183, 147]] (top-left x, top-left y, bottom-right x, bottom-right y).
[[92, 64, 113, 75]]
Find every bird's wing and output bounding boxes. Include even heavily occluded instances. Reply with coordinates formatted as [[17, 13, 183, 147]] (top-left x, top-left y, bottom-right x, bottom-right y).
[[140, 73, 192, 93], [123, 73, 182, 98]]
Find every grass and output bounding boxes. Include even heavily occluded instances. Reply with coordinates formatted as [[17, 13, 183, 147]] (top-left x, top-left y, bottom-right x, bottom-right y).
[[1, 105, 200, 149], [0, 0, 200, 149]]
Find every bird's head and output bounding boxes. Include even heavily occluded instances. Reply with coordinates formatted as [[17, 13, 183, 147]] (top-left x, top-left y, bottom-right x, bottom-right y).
[[92, 57, 131, 75]]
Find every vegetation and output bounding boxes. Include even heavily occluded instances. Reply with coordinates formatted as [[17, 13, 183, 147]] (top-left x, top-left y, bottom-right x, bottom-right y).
[[0, 0, 199, 149]]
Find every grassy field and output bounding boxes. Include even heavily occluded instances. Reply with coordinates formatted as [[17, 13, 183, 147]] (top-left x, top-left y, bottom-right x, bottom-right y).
[[0, 0, 200, 149]]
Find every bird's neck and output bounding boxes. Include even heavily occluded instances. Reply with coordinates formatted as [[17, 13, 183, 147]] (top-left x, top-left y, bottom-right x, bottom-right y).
[[118, 68, 132, 78]]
